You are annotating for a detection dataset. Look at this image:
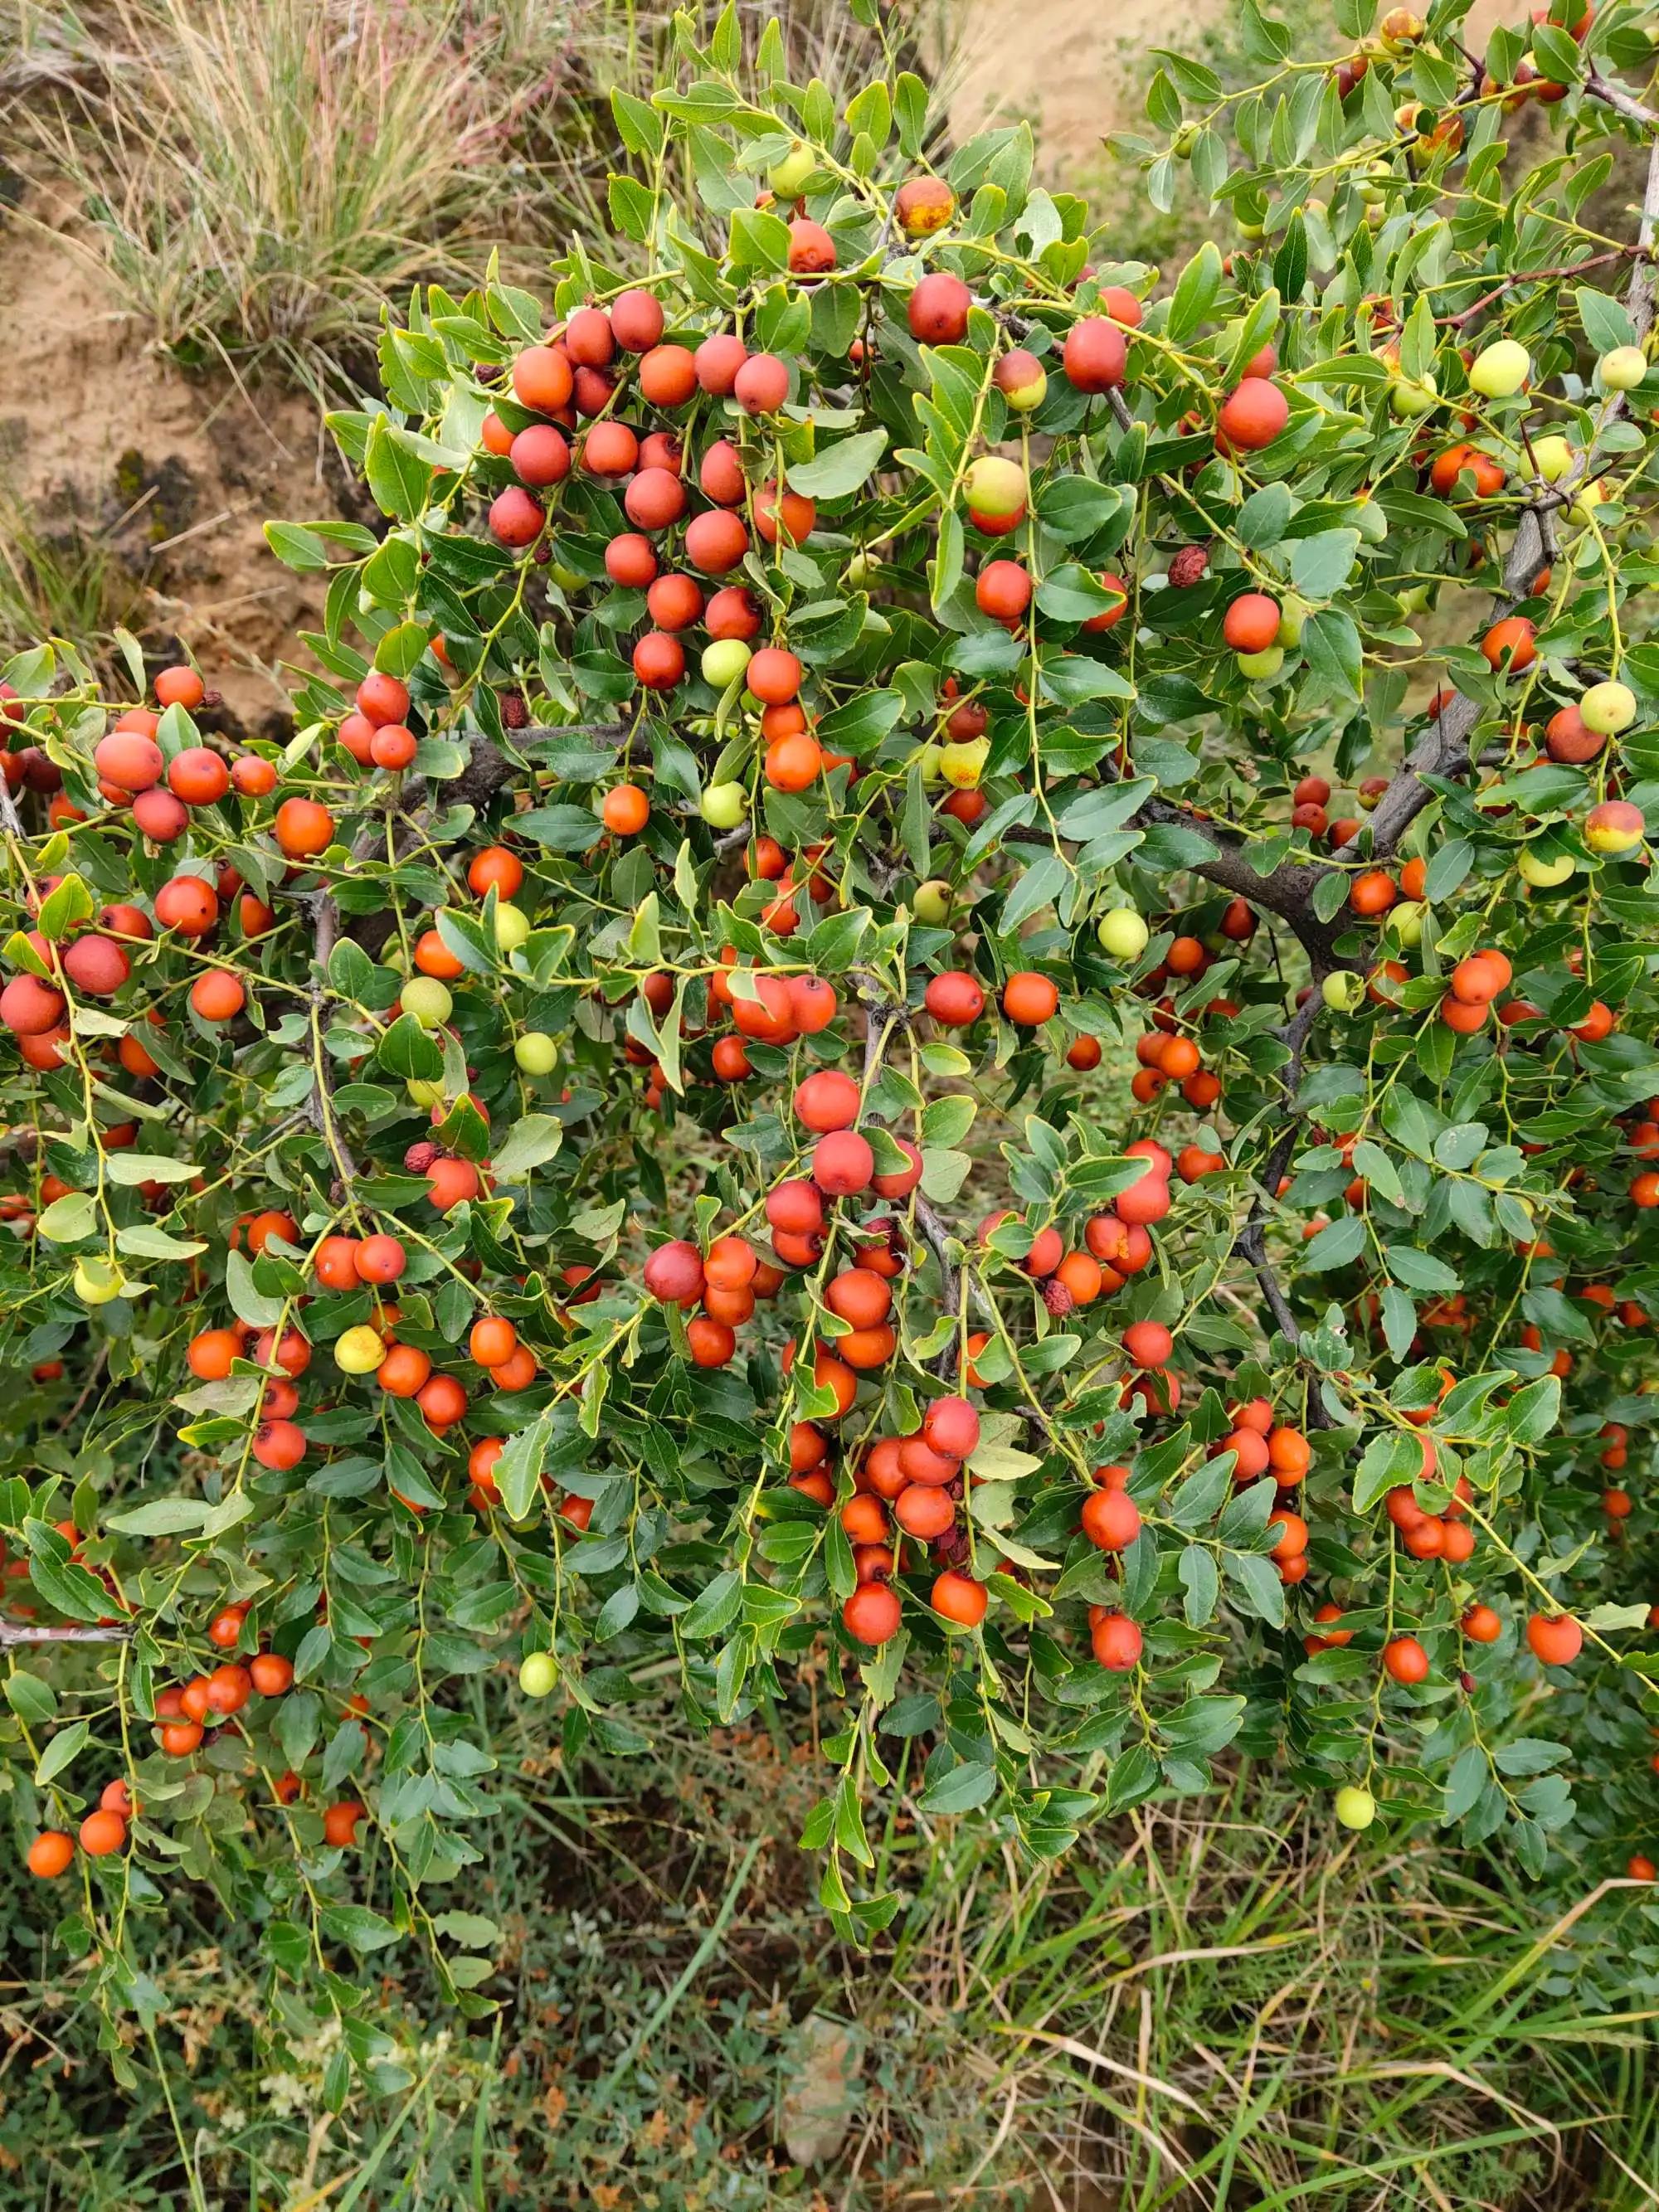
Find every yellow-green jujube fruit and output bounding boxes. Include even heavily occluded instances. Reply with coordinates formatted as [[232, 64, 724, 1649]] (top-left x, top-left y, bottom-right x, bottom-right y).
[[334, 1325, 387, 1374], [699, 782, 747, 829], [701, 639, 752, 690], [1518, 847, 1576, 888], [962, 455, 1026, 517], [1531, 435, 1574, 483], [1468, 338, 1530, 397], [514, 1031, 557, 1075], [768, 142, 815, 197], [1389, 373, 1438, 418], [912, 880, 952, 926], [73, 1257, 124, 1306], [1276, 594, 1309, 648], [1580, 680, 1637, 736], [401, 977, 452, 1028], [1335, 1784, 1376, 1831], [1386, 901, 1427, 947], [1097, 908, 1151, 961], [1237, 644, 1285, 680], [518, 1650, 558, 1698], [1321, 970, 1367, 1014], [1599, 346, 1648, 391], [494, 902, 530, 953], [406, 1077, 445, 1108]]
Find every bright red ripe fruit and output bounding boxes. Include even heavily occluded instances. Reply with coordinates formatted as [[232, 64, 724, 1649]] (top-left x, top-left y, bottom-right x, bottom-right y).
[[812, 1130, 874, 1196], [1092, 1612, 1142, 1670], [1525, 1612, 1583, 1665], [794, 1069, 862, 1132], [925, 971, 985, 1026], [1062, 317, 1127, 392], [843, 1582, 902, 1645], [1082, 1485, 1141, 1551], [1121, 1320, 1173, 1368], [1222, 593, 1282, 652], [733, 352, 790, 414], [922, 1395, 980, 1459], [694, 332, 747, 393], [644, 1240, 704, 1303], [1215, 377, 1290, 452], [489, 487, 544, 546], [907, 271, 971, 343]]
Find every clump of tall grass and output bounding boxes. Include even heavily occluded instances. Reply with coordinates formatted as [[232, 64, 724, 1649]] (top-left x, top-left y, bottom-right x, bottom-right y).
[[0, 486, 149, 660], [21, 1, 929, 391], [30, 0, 523, 382]]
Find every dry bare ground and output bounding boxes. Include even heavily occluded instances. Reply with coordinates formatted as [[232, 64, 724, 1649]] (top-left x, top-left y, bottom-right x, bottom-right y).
[[939, 0, 1516, 186], [0, 209, 328, 723]]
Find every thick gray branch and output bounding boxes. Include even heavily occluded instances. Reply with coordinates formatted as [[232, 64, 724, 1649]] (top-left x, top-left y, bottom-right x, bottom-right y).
[[0, 1619, 135, 1647]]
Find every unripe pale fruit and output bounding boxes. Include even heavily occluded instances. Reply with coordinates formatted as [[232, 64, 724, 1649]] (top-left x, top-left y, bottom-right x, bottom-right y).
[[335, 1325, 387, 1373], [702, 639, 752, 690], [768, 142, 815, 197], [1599, 345, 1648, 391], [519, 1650, 557, 1696], [1335, 1783, 1376, 1831], [1237, 644, 1285, 680], [494, 902, 530, 951], [1389, 374, 1438, 418], [962, 455, 1026, 518], [1322, 970, 1366, 1013], [912, 879, 952, 926], [1531, 435, 1573, 482], [402, 977, 453, 1028], [1468, 338, 1530, 397], [700, 781, 748, 828], [1570, 478, 1608, 526], [406, 1077, 446, 1108], [515, 1031, 557, 1073], [1518, 846, 1575, 887], [1096, 907, 1151, 960], [1276, 595, 1309, 649], [939, 737, 989, 788], [73, 1257, 124, 1306], [918, 743, 943, 787], [1386, 901, 1426, 946], [1580, 680, 1637, 735]]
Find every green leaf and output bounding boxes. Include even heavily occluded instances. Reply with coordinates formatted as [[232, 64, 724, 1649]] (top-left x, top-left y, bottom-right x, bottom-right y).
[[1167, 241, 1223, 343], [1236, 483, 1293, 549], [1354, 1427, 1426, 1513], [787, 429, 888, 498], [1301, 1213, 1365, 1271], [1290, 529, 1360, 601], [496, 1417, 552, 1522], [35, 1719, 90, 1785], [320, 1903, 400, 1952], [1224, 1548, 1285, 1629], [491, 1116, 565, 1180], [225, 1247, 285, 1330], [1443, 1743, 1487, 1823], [107, 1498, 212, 1537], [1180, 1544, 1219, 1626], [681, 1568, 744, 1641], [917, 1761, 997, 1815], [364, 416, 433, 523]]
